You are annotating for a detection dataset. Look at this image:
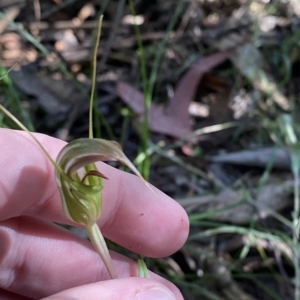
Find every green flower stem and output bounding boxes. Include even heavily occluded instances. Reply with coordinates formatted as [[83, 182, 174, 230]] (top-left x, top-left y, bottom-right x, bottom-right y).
[[86, 223, 117, 279], [291, 151, 300, 300], [138, 255, 149, 278]]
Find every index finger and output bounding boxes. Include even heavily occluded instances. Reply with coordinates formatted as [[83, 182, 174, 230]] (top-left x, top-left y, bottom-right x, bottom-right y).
[[0, 129, 189, 257]]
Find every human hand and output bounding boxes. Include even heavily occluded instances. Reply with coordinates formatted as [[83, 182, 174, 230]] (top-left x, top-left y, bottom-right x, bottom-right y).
[[0, 129, 189, 300]]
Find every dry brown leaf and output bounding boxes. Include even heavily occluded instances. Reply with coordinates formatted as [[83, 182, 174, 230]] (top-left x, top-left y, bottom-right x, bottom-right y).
[[9, 67, 86, 114], [116, 81, 144, 115], [9, 68, 69, 114], [166, 49, 233, 127], [117, 81, 191, 137], [116, 49, 232, 138]]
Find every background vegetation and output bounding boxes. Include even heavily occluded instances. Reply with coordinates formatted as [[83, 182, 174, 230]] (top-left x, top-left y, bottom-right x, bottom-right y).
[[1, 0, 300, 299]]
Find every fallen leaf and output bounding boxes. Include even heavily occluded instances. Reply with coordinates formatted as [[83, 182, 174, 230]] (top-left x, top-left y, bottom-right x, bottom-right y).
[[9, 66, 87, 115], [117, 81, 191, 138], [116, 81, 144, 115], [116, 49, 232, 138], [9, 68, 69, 114], [166, 49, 233, 129]]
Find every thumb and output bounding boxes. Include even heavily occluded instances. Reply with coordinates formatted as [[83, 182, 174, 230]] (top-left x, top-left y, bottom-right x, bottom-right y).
[[41, 277, 181, 300]]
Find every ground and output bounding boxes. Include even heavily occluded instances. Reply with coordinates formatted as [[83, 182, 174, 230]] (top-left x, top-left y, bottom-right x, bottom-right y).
[[1, 0, 300, 299]]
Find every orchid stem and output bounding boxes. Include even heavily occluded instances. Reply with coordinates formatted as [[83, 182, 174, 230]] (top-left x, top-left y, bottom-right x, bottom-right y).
[[86, 223, 118, 279]]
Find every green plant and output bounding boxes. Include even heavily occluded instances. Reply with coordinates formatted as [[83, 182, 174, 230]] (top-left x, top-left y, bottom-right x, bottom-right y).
[[0, 16, 150, 280]]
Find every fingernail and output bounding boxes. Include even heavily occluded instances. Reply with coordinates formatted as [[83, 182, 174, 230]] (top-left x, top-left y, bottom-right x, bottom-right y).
[[136, 288, 176, 300]]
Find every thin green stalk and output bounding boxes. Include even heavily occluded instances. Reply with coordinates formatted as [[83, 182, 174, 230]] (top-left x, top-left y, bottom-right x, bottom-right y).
[[127, 0, 149, 103], [147, 0, 184, 98], [145, 0, 183, 178], [151, 142, 210, 180], [189, 200, 246, 223], [138, 255, 150, 278], [164, 121, 238, 151], [0, 65, 34, 131], [91, 0, 111, 139], [0, 63, 17, 80], [120, 108, 130, 147], [127, 0, 150, 179], [279, 114, 300, 300], [128, 0, 184, 180], [189, 225, 293, 245], [89, 16, 103, 139], [292, 151, 300, 300]]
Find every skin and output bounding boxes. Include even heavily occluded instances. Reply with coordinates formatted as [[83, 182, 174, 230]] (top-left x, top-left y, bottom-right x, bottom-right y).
[[0, 129, 189, 300]]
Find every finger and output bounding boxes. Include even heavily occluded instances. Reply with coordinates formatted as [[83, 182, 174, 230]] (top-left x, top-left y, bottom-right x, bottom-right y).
[[0, 216, 182, 299], [0, 289, 32, 300], [0, 129, 189, 257], [42, 278, 179, 300]]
